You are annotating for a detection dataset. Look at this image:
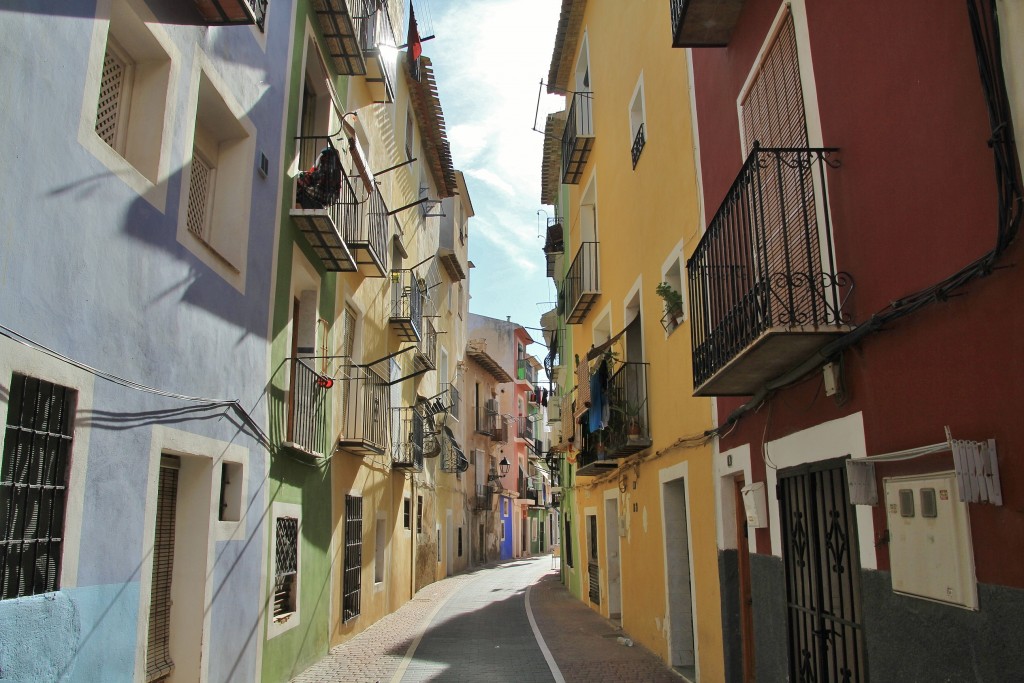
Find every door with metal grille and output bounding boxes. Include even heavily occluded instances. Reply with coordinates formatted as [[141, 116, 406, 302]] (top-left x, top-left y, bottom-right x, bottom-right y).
[[778, 458, 866, 683], [586, 514, 600, 605]]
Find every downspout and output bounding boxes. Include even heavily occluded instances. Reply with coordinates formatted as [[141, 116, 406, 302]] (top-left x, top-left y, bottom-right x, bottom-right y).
[[410, 476, 417, 600]]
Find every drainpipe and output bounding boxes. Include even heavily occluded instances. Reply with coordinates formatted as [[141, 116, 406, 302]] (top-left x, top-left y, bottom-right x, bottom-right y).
[[410, 476, 417, 601]]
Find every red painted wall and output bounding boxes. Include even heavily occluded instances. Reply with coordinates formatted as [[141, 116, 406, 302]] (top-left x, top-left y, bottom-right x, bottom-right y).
[[692, 0, 1024, 586]]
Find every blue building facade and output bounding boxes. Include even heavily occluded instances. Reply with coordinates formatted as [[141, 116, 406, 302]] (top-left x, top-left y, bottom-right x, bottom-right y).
[[0, 1, 290, 679]]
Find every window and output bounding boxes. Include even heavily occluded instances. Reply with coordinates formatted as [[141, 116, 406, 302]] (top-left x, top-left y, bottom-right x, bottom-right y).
[[342, 495, 363, 621], [564, 515, 574, 568], [660, 247, 687, 334], [1, 374, 75, 600], [147, 456, 178, 680], [218, 461, 243, 522], [416, 495, 423, 532], [179, 68, 255, 277], [92, 0, 171, 185], [458, 527, 463, 557], [403, 497, 411, 529], [273, 516, 299, 619], [629, 75, 646, 169], [374, 513, 386, 584]]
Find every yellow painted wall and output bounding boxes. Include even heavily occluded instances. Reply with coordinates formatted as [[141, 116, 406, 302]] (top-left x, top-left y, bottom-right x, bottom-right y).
[[559, 1, 723, 678]]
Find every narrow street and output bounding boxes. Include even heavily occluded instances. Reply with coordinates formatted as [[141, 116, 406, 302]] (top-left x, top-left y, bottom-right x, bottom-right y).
[[292, 556, 681, 683]]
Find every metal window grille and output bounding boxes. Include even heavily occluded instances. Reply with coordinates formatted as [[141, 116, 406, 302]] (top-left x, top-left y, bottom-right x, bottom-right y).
[[274, 517, 298, 618], [186, 150, 216, 242], [146, 457, 178, 682], [342, 495, 363, 622], [1, 374, 75, 601], [96, 42, 131, 152], [416, 495, 423, 531], [403, 497, 411, 529]]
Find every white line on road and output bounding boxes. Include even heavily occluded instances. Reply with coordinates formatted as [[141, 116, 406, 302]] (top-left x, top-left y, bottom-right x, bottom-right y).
[[526, 571, 566, 683]]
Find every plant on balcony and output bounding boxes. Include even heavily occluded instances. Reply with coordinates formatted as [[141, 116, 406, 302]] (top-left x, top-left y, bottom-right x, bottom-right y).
[[656, 282, 685, 332]]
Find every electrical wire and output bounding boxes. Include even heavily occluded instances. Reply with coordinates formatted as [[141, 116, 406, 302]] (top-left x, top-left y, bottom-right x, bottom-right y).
[[0, 322, 272, 448]]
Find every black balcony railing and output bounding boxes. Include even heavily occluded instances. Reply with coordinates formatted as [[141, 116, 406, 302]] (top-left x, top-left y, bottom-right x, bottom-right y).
[[291, 136, 358, 272], [564, 241, 600, 325], [285, 358, 330, 457], [391, 407, 424, 470], [543, 216, 564, 278], [687, 145, 852, 395], [631, 123, 646, 169], [440, 429, 467, 474], [356, 1, 396, 102], [517, 418, 534, 442], [576, 361, 652, 475], [416, 317, 438, 371], [516, 358, 536, 384], [350, 182, 389, 276], [390, 269, 425, 342], [337, 365, 389, 456], [561, 92, 595, 184]]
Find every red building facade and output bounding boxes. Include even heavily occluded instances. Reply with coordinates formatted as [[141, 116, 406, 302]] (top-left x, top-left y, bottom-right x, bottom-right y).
[[676, 0, 1023, 680]]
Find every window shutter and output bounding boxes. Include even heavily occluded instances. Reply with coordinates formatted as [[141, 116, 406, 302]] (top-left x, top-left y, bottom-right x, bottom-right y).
[[186, 151, 216, 242], [96, 43, 131, 152], [146, 457, 178, 682]]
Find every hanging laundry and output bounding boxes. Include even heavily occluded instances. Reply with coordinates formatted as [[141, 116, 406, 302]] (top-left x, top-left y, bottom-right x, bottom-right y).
[[542, 388, 549, 407], [296, 143, 342, 209]]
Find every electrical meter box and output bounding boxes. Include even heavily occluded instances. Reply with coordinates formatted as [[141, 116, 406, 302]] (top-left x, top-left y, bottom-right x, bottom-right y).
[[883, 472, 978, 609], [740, 482, 768, 528]]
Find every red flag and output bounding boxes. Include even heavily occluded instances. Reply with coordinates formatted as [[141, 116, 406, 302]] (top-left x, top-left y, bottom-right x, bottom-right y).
[[408, 3, 422, 62]]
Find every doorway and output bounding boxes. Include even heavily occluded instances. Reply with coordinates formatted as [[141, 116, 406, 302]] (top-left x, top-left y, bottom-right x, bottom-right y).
[[662, 476, 696, 677], [604, 497, 622, 619]]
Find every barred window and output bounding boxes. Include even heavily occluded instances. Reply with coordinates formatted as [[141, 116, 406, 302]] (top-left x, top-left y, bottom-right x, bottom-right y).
[[273, 517, 298, 618], [342, 495, 363, 622], [1, 374, 75, 600]]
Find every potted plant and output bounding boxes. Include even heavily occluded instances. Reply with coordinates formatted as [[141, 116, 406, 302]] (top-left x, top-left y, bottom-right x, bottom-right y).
[[656, 282, 685, 332]]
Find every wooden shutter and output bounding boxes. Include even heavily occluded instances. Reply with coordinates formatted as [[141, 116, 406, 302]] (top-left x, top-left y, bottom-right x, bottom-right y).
[[96, 42, 132, 152], [146, 456, 178, 682], [186, 151, 215, 242]]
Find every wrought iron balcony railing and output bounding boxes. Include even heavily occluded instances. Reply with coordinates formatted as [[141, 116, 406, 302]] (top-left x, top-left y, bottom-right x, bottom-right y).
[[415, 317, 438, 372], [356, 0, 396, 103], [337, 364, 389, 456], [516, 358, 536, 385], [687, 145, 852, 396], [283, 358, 331, 457], [390, 269, 425, 342], [564, 241, 600, 325], [439, 427, 467, 474], [561, 92, 595, 184], [631, 123, 646, 169], [189, 0, 267, 30], [576, 361, 652, 476], [670, 0, 745, 48], [476, 398, 498, 436], [391, 407, 424, 471], [517, 418, 534, 442], [543, 216, 564, 278]]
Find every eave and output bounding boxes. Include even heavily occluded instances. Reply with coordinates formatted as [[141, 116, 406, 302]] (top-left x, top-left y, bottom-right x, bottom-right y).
[[404, 56, 457, 199]]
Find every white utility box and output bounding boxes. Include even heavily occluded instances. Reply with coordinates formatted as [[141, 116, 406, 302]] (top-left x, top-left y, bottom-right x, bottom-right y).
[[884, 472, 978, 609], [741, 482, 768, 528]]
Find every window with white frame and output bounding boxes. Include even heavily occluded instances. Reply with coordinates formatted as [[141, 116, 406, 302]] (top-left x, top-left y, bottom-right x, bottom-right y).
[[629, 76, 646, 169], [660, 251, 687, 334], [0, 374, 76, 600], [273, 516, 299, 619], [93, 0, 171, 184]]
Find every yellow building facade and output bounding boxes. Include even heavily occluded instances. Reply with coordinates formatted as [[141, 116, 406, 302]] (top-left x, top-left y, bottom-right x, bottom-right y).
[[545, 1, 723, 679]]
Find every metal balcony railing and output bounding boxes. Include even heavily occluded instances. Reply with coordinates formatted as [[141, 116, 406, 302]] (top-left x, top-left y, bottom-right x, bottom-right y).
[[517, 418, 534, 442], [390, 269, 425, 342], [670, 0, 745, 48], [516, 358, 536, 384], [355, 0, 396, 102], [543, 216, 564, 278], [349, 181, 389, 277], [687, 145, 852, 396], [575, 361, 652, 475], [416, 317, 438, 371], [561, 91, 595, 184], [284, 358, 330, 457], [391, 407, 424, 471], [337, 364, 389, 456], [440, 428, 467, 474], [631, 123, 646, 169], [564, 241, 600, 325], [291, 136, 359, 273], [477, 398, 498, 436]]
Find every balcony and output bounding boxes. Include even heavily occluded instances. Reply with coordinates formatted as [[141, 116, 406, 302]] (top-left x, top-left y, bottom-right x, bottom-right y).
[[337, 364, 389, 456], [543, 216, 564, 278], [413, 317, 438, 373], [561, 92, 595, 185], [564, 242, 600, 325], [516, 358, 536, 385], [307, 0, 397, 100], [290, 136, 358, 273], [189, 0, 267, 30], [422, 383, 457, 420], [282, 358, 331, 458], [517, 418, 535, 443], [349, 182, 389, 277], [391, 407, 424, 471], [439, 426, 468, 474], [576, 362, 652, 477], [389, 269, 425, 342], [476, 398, 499, 436], [670, 0, 746, 48], [687, 145, 852, 396]]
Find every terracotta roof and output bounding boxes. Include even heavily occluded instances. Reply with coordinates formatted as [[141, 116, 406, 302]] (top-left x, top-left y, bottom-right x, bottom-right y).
[[547, 0, 588, 94], [404, 55, 457, 199]]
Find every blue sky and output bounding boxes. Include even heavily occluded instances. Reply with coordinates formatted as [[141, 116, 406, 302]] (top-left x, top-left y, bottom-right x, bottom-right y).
[[418, 0, 565, 349]]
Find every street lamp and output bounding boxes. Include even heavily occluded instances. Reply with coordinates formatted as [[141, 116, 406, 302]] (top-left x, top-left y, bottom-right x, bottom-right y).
[[498, 456, 511, 477]]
